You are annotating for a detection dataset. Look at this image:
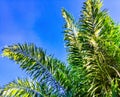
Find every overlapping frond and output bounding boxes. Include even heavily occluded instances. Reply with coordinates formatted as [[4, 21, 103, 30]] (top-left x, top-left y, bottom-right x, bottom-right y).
[[62, 0, 120, 96], [1, 78, 44, 97], [2, 43, 68, 96], [62, 8, 82, 66], [62, 8, 88, 96], [79, 0, 120, 96]]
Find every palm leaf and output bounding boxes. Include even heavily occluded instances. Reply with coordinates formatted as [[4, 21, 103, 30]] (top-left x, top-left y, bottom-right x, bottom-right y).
[[2, 43, 67, 96], [79, 0, 120, 96], [62, 8, 89, 96], [1, 78, 45, 97]]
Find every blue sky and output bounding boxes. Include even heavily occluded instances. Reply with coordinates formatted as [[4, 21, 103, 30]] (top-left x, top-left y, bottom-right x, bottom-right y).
[[0, 0, 120, 86]]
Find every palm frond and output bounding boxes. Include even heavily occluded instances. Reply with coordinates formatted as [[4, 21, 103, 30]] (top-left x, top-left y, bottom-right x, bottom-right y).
[[62, 8, 88, 96], [2, 43, 67, 96], [79, 0, 120, 96], [62, 8, 82, 66], [1, 78, 45, 97]]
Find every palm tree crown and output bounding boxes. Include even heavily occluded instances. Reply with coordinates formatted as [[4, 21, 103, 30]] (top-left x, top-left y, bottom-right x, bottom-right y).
[[1, 0, 120, 96]]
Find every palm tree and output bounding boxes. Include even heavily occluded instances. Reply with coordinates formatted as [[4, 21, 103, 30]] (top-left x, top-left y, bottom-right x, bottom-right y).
[[1, 0, 120, 96]]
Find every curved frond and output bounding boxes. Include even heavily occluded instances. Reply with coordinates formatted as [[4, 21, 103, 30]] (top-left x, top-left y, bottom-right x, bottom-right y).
[[79, 0, 120, 96], [62, 0, 120, 96], [62, 8, 81, 66], [62, 8, 88, 96], [2, 43, 67, 96], [1, 78, 44, 97]]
